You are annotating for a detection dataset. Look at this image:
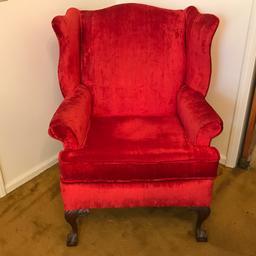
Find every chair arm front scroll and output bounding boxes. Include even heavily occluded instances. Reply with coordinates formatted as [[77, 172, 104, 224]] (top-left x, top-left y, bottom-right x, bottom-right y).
[[48, 85, 92, 150], [177, 85, 223, 146]]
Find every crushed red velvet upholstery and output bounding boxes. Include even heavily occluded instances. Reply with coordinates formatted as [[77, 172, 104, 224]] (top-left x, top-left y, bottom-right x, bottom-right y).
[[49, 3, 222, 210], [49, 85, 92, 149], [177, 86, 223, 146], [52, 8, 81, 97], [59, 116, 219, 183], [185, 6, 219, 95], [81, 5, 186, 116], [61, 179, 214, 210]]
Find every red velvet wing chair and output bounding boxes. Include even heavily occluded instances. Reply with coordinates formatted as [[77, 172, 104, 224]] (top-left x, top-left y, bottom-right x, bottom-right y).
[[49, 3, 223, 246]]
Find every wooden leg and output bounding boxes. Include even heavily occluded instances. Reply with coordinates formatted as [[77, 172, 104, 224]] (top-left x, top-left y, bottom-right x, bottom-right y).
[[238, 158, 250, 169], [194, 207, 211, 242], [64, 209, 89, 246], [64, 207, 210, 245]]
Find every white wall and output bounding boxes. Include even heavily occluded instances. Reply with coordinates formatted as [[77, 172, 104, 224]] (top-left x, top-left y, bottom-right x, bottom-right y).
[[116, 1, 254, 164], [0, 0, 115, 193], [0, 0, 254, 194]]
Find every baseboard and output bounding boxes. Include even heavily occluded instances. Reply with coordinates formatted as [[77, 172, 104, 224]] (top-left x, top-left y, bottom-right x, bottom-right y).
[[219, 154, 227, 166], [0, 169, 6, 198], [0, 187, 6, 198], [5, 155, 58, 194]]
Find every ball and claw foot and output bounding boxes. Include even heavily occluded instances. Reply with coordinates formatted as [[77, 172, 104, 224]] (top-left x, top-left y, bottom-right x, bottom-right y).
[[196, 228, 208, 242], [67, 231, 78, 246]]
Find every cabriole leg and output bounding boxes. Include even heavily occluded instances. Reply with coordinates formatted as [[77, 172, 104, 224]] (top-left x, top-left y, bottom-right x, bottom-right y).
[[64, 209, 89, 246], [194, 207, 211, 242]]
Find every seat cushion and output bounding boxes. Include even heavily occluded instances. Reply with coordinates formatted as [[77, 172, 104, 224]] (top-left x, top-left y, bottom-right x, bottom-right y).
[[59, 116, 220, 183]]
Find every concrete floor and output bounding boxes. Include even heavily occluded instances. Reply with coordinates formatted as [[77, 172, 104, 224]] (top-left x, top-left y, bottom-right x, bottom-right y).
[[0, 165, 256, 256]]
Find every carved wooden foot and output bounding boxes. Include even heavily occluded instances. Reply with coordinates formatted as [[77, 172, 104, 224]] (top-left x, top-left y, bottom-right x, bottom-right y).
[[194, 207, 211, 242], [64, 209, 89, 246]]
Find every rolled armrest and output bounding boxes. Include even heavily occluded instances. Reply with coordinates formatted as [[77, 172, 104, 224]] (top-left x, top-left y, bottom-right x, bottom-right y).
[[48, 85, 92, 149], [177, 85, 223, 146]]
